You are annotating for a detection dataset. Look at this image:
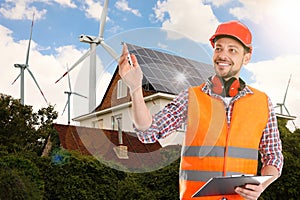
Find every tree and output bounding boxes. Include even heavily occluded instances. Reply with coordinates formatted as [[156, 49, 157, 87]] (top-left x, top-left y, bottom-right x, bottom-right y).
[[0, 94, 58, 154]]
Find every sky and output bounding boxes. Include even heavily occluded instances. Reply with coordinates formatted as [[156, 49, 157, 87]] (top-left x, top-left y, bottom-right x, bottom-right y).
[[0, 0, 299, 131]]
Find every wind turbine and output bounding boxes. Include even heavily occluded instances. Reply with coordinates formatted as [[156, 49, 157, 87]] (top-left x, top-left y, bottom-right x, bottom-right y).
[[62, 64, 88, 125], [55, 0, 119, 112], [12, 12, 48, 105], [275, 74, 293, 115], [275, 74, 297, 128]]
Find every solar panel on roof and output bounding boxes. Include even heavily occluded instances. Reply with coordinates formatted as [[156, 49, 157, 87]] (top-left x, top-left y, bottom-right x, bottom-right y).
[[126, 43, 214, 95]]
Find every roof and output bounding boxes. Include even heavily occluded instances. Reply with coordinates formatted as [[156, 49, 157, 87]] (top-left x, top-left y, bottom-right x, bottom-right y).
[[93, 43, 214, 113], [127, 43, 215, 95], [275, 113, 297, 120], [53, 124, 181, 172]]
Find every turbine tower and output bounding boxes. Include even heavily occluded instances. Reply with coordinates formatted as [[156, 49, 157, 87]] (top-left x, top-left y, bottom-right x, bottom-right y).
[[55, 0, 118, 112], [62, 64, 87, 125], [12, 13, 47, 105]]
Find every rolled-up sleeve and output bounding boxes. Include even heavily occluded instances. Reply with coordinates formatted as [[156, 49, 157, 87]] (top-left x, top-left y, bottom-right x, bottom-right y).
[[259, 97, 284, 175], [135, 89, 188, 143]]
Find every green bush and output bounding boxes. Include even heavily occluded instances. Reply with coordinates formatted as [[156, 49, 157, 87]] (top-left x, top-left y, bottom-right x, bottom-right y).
[[39, 150, 126, 200], [0, 154, 44, 200], [117, 159, 180, 200]]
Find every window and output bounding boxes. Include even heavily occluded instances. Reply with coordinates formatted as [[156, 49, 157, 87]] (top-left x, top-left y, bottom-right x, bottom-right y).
[[98, 119, 103, 129], [117, 79, 128, 99], [93, 119, 103, 129], [111, 116, 115, 130]]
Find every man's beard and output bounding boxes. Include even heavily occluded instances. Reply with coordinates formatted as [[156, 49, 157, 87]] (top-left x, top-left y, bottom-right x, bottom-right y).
[[215, 67, 239, 80]]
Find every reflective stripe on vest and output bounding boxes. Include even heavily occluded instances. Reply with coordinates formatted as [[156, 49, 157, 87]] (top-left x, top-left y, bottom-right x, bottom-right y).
[[180, 85, 269, 200], [180, 170, 242, 182], [182, 146, 258, 160]]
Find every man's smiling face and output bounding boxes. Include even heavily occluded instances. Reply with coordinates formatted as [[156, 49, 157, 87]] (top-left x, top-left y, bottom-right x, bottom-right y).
[[212, 37, 251, 81]]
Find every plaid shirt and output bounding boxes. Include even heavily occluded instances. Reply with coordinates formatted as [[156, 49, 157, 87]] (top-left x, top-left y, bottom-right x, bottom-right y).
[[136, 81, 284, 174]]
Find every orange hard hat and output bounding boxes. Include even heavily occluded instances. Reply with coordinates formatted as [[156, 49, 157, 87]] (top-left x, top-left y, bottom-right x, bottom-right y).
[[209, 20, 252, 53]]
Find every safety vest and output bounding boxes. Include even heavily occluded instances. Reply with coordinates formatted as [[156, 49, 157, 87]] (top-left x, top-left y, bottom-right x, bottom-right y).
[[180, 85, 269, 200]]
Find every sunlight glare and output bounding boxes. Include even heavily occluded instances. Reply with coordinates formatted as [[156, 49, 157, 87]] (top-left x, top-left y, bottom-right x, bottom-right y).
[[268, 1, 300, 35], [174, 71, 187, 84]]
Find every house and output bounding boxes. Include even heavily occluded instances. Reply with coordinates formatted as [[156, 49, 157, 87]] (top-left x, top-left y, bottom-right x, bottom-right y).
[[51, 43, 214, 170], [73, 43, 214, 147]]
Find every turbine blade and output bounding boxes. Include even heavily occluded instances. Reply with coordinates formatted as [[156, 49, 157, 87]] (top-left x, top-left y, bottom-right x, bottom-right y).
[[55, 49, 91, 83], [283, 105, 291, 116], [26, 68, 48, 104], [291, 120, 297, 129], [62, 100, 68, 116], [282, 74, 292, 104], [25, 12, 35, 66], [11, 73, 21, 85], [101, 41, 119, 62], [99, 0, 109, 38], [72, 92, 88, 99], [66, 64, 72, 92]]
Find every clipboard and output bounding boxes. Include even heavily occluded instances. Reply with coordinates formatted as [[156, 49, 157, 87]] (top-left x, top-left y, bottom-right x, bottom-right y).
[[192, 175, 272, 198]]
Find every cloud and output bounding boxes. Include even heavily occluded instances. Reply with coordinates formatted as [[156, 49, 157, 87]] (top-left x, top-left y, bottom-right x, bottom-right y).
[[228, 0, 300, 39], [0, 0, 78, 20], [228, 0, 274, 24], [204, 0, 232, 7], [115, 0, 142, 17], [54, 0, 77, 8], [246, 55, 300, 130], [0, 25, 13, 43], [0, 0, 47, 20], [81, 0, 105, 20], [107, 24, 123, 34], [152, 0, 219, 44]]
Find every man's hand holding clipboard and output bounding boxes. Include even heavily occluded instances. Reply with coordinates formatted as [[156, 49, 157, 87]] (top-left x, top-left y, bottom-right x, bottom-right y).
[[192, 175, 273, 198]]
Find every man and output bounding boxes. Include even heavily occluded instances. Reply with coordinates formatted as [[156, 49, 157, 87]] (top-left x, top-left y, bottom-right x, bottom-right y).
[[118, 21, 283, 200]]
